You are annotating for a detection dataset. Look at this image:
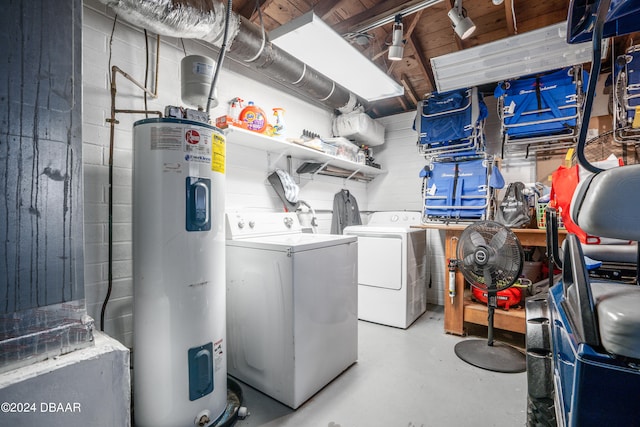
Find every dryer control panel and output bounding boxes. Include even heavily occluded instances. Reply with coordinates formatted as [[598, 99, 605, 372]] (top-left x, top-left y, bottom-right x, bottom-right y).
[[226, 212, 302, 239], [368, 211, 421, 226]]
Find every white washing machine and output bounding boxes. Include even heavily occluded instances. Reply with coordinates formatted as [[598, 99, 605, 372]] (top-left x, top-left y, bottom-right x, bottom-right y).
[[344, 211, 428, 329], [225, 212, 358, 409]]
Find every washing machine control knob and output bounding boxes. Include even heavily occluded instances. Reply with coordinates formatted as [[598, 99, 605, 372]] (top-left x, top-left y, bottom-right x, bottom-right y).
[[249, 220, 255, 229], [283, 217, 294, 228], [237, 220, 245, 229], [391, 214, 399, 222]]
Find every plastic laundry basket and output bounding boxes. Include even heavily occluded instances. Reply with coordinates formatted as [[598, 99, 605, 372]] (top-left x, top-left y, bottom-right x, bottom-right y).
[[536, 201, 565, 230]]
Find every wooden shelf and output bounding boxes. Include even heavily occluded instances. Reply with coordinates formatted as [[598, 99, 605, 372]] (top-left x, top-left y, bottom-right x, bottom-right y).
[[414, 224, 564, 336], [463, 300, 526, 335], [224, 126, 386, 180]]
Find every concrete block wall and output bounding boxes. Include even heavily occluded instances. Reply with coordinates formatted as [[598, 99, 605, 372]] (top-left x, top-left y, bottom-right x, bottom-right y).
[[369, 112, 449, 305], [368, 112, 424, 212], [0, 332, 130, 427], [370, 107, 537, 306]]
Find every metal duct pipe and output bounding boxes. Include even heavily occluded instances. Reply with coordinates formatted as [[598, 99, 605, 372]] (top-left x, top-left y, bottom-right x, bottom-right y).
[[99, 0, 359, 112]]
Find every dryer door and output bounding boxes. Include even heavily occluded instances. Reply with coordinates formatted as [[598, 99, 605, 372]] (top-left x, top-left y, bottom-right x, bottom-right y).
[[358, 235, 403, 290]]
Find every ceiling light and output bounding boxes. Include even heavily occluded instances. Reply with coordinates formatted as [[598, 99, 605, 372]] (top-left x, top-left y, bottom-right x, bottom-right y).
[[448, 0, 476, 40], [431, 22, 599, 93], [270, 12, 404, 102], [354, 33, 371, 46], [388, 15, 405, 61]]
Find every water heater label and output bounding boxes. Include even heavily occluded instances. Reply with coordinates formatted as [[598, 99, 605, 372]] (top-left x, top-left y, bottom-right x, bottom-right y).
[[150, 126, 182, 150], [214, 338, 224, 373], [184, 127, 211, 165], [185, 129, 200, 144], [192, 61, 213, 77], [211, 133, 225, 174]]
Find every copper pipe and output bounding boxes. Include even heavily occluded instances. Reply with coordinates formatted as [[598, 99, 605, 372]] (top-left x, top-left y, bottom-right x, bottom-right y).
[[115, 109, 163, 116], [101, 36, 161, 332]]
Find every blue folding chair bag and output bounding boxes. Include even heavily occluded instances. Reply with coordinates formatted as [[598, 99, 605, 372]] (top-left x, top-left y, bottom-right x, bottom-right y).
[[416, 88, 473, 144], [500, 67, 587, 138], [423, 158, 489, 220], [454, 159, 488, 218], [612, 45, 640, 140], [423, 162, 457, 217], [502, 68, 577, 136], [624, 47, 640, 122]]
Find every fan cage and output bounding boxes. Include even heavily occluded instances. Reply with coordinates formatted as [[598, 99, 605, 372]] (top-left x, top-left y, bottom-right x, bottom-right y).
[[457, 221, 524, 292]]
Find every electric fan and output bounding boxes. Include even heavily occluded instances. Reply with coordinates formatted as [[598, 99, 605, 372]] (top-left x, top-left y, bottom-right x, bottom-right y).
[[455, 221, 526, 373]]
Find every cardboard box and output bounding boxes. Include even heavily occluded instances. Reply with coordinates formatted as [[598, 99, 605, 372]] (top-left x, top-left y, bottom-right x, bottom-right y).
[[535, 115, 615, 186], [215, 115, 247, 130], [588, 115, 613, 136]]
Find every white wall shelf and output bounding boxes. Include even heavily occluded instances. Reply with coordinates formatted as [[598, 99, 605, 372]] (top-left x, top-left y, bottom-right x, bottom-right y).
[[224, 126, 386, 181]]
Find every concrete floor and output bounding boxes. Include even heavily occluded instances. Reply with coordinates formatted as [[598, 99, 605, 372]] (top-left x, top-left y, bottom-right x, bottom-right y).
[[231, 305, 527, 427]]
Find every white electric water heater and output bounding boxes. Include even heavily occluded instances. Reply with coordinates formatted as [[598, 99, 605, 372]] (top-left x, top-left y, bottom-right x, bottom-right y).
[[132, 118, 226, 427]]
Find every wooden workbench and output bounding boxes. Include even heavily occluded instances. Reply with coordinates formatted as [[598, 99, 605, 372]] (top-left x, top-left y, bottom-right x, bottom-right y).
[[413, 223, 567, 336]]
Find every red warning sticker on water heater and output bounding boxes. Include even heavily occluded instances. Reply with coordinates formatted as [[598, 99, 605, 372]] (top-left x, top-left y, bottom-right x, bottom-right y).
[[185, 129, 200, 144]]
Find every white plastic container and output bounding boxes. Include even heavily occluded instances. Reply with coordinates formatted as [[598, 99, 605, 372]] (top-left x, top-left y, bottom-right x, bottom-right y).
[[323, 137, 360, 162], [181, 55, 215, 110], [133, 118, 227, 427], [332, 110, 386, 146]]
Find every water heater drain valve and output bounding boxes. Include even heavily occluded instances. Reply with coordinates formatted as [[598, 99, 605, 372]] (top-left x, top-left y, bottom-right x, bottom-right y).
[[194, 410, 211, 427]]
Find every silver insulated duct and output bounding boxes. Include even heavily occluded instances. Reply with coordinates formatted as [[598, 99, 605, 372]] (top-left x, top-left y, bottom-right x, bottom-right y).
[[99, 0, 359, 112]]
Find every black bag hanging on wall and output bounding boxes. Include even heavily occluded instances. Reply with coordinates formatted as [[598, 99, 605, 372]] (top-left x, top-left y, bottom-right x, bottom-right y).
[[497, 182, 531, 228]]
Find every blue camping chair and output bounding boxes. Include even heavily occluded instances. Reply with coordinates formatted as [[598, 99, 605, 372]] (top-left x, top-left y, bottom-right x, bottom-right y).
[[613, 43, 640, 142], [419, 152, 503, 224], [414, 87, 487, 158], [495, 65, 587, 155]]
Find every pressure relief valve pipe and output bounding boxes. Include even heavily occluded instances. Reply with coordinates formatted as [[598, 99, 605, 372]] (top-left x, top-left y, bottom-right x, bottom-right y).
[[448, 258, 458, 304]]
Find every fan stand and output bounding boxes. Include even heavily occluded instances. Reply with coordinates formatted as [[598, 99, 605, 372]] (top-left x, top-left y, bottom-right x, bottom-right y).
[[454, 285, 526, 373]]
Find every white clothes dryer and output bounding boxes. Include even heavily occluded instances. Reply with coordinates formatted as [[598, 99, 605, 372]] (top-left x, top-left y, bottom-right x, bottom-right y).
[[225, 212, 358, 409], [344, 211, 428, 329]]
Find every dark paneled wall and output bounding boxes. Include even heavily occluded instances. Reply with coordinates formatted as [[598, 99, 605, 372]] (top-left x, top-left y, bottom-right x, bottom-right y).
[[0, 0, 84, 314]]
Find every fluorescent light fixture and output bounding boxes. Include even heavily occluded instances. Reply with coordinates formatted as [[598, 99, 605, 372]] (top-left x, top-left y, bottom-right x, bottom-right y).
[[431, 22, 599, 93], [448, 0, 476, 40], [270, 12, 404, 102], [388, 16, 404, 61]]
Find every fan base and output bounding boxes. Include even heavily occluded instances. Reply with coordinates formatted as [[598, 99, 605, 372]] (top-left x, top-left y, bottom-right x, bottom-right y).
[[454, 339, 526, 373]]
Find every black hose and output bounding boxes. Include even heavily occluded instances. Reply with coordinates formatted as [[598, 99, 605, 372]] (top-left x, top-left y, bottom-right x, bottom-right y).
[[206, 0, 233, 112], [101, 15, 118, 332], [576, 0, 613, 174]]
